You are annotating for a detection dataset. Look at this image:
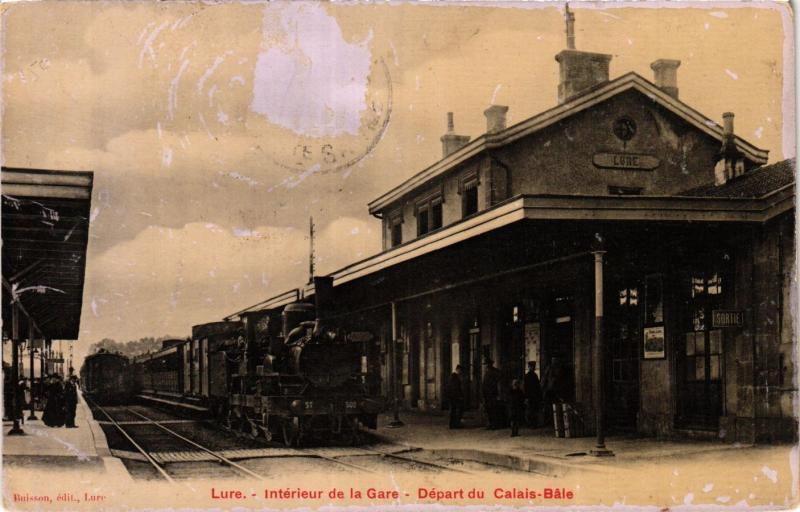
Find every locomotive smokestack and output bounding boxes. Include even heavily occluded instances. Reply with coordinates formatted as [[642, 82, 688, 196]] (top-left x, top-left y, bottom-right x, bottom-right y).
[[313, 276, 334, 321]]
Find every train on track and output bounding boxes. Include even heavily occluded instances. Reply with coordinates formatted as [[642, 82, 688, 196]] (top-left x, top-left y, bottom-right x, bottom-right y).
[[81, 277, 384, 446], [80, 350, 134, 404]]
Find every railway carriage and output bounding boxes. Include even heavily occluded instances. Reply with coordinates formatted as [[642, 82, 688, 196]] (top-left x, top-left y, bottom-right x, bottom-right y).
[[80, 350, 133, 404], [133, 339, 188, 396]]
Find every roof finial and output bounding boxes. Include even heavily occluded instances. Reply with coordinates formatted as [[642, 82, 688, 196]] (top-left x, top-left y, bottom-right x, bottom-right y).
[[565, 3, 576, 50]]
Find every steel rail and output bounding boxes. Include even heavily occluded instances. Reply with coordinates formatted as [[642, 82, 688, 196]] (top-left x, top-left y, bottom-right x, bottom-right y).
[[298, 449, 379, 474], [87, 398, 175, 483], [124, 407, 266, 481], [360, 448, 472, 474]]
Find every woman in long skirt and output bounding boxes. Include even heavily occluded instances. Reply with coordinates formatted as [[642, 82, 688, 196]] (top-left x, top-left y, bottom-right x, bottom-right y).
[[42, 375, 65, 427]]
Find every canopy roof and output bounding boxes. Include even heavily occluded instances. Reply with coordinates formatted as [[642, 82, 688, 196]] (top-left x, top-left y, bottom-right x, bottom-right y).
[[2, 167, 93, 340]]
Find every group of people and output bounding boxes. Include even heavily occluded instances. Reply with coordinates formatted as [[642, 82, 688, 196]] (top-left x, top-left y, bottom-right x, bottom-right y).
[[42, 373, 79, 428], [446, 358, 566, 437]]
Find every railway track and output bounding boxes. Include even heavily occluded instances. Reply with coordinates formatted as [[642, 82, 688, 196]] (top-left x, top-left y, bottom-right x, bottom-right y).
[[89, 398, 266, 482], [91, 400, 469, 478]]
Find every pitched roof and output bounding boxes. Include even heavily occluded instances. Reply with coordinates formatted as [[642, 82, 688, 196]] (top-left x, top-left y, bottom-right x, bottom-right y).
[[678, 158, 796, 199], [368, 72, 769, 214]]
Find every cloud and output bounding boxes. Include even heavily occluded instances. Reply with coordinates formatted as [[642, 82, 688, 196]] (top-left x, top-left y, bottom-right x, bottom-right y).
[[80, 216, 379, 346]]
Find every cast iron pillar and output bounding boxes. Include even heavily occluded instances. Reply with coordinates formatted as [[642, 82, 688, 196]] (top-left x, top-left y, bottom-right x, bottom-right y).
[[387, 301, 404, 428], [40, 344, 46, 403], [27, 324, 37, 421], [8, 302, 25, 435], [591, 249, 613, 456]]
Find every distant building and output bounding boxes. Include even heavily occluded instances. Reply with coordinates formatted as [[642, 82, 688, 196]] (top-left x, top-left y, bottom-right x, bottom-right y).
[[230, 13, 795, 442]]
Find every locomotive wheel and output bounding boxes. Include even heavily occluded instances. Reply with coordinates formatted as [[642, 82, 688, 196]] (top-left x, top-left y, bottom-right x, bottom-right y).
[[344, 417, 362, 446], [282, 419, 301, 448]]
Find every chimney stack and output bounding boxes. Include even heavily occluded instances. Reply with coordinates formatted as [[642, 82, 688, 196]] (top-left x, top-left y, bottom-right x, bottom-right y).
[[722, 111, 734, 137], [484, 105, 509, 134], [565, 4, 576, 50], [714, 112, 745, 185], [440, 112, 470, 158], [650, 59, 681, 99], [555, 7, 612, 104]]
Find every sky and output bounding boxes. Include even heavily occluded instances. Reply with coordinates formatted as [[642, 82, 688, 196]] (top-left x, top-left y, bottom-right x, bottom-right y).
[[1, 1, 793, 368]]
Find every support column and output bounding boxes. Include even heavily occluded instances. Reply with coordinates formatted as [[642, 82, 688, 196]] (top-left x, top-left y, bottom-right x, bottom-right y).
[[8, 302, 24, 435], [40, 343, 46, 405], [591, 249, 613, 456], [27, 324, 37, 421], [388, 301, 405, 428]]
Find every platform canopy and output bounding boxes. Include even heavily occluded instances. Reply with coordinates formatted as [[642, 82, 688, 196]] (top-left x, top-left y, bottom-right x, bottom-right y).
[[2, 167, 94, 341]]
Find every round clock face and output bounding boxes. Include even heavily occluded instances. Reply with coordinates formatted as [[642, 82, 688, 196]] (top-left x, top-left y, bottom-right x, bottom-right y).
[[613, 117, 637, 142]]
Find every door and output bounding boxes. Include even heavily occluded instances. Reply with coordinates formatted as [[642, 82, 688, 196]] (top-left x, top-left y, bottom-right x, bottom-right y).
[[607, 281, 641, 430], [678, 271, 726, 429], [543, 296, 575, 403]]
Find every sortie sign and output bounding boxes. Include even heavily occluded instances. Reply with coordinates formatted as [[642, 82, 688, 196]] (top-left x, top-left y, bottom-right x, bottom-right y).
[[712, 309, 744, 328], [593, 152, 660, 170]]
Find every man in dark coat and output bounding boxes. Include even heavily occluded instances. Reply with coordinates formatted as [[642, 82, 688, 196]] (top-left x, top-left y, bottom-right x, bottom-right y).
[[508, 379, 526, 437], [42, 374, 65, 427], [482, 359, 501, 429], [523, 361, 542, 427], [63, 375, 79, 428], [445, 365, 464, 429]]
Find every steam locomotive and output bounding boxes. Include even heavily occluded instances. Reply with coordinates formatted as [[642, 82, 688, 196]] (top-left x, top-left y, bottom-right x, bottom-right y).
[[128, 277, 383, 446]]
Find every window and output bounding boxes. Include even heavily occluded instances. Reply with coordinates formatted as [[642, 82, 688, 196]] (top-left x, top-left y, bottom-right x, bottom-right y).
[[388, 213, 403, 247], [417, 208, 429, 236], [391, 221, 402, 247], [463, 182, 478, 217], [416, 194, 443, 236], [431, 201, 443, 230], [460, 173, 480, 217]]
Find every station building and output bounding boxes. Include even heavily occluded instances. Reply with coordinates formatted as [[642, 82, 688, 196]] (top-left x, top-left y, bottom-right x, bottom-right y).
[[229, 22, 796, 443]]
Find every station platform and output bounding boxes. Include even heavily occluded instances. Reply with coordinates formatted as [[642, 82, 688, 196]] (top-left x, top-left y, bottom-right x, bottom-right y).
[[373, 409, 796, 478], [2, 390, 131, 480]]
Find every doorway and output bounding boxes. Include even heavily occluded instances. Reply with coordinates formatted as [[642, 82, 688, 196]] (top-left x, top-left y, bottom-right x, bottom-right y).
[[463, 322, 481, 409], [678, 272, 726, 429], [607, 280, 641, 430], [543, 296, 575, 403]]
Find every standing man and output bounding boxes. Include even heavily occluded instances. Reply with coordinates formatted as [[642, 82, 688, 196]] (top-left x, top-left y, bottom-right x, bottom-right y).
[[523, 361, 542, 427], [482, 359, 501, 429], [508, 379, 526, 437], [63, 374, 78, 428], [446, 365, 464, 429]]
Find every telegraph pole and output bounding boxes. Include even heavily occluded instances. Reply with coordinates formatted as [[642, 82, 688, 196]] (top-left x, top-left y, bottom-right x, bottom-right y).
[[308, 217, 315, 285]]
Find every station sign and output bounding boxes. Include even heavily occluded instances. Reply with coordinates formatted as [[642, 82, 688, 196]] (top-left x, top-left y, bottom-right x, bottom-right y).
[[593, 152, 660, 170], [712, 309, 744, 328]]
